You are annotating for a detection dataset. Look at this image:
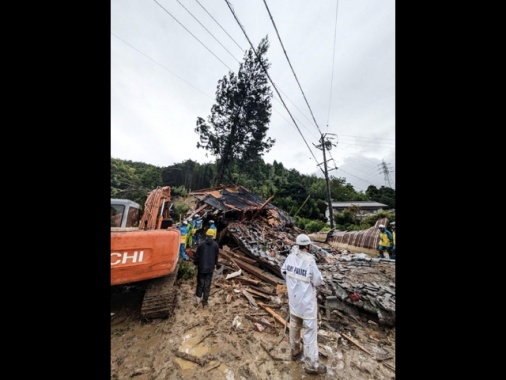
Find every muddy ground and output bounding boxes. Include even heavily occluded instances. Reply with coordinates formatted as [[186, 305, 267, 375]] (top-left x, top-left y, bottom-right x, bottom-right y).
[[111, 257, 395, 380]]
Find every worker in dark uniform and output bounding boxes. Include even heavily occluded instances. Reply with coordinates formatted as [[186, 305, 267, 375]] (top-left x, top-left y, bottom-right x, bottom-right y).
[[193, 229, 219, 308]]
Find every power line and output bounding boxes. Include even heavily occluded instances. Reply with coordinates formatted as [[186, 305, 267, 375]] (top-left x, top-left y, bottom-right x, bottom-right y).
[[224, 0, 320, 165], [175, 0, 241, 64], [112, 32, 300, 145], [111, 32, 212, 99], [153, 0, 233, 71], [261, 0, 322, 135], [326, 0, 340, 131], [194, 0, 244, 53]]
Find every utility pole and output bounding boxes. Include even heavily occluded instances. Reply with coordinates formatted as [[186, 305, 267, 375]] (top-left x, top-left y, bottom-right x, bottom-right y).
[[314, 133, 338, 229]]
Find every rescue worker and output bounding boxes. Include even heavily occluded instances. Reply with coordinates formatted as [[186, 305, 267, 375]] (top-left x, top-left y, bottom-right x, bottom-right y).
[[177, 221, 190, 261], [206, 220, 217, 240], [377, 224, 393, 259], [281, 234, 327, 375], [191, 214, 203, 246], [185, 219, 194, 247], [193, 228, 219, 308], [389, 222, 396, 259]]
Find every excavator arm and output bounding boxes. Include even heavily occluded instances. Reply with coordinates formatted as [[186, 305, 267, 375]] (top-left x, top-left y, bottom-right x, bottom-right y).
[[139, 186, 172, 230]]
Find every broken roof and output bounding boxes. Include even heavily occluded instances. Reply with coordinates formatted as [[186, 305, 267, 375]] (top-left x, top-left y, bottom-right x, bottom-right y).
[[190, 184, 294, 226]]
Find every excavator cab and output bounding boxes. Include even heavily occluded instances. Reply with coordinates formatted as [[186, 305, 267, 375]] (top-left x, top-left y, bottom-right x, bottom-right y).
[[111, 198, 140, 228]]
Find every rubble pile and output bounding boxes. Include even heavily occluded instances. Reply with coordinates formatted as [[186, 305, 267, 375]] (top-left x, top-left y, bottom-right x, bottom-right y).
[[319, 253, 395, 327], [188, 185, 395, 326]]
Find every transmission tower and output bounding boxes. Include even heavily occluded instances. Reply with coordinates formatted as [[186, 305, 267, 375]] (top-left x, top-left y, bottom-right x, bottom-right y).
[[379, 160, 394, 188]]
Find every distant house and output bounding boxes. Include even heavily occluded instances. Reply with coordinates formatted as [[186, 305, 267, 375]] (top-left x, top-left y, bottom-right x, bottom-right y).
[[326, 201, 388, 224]]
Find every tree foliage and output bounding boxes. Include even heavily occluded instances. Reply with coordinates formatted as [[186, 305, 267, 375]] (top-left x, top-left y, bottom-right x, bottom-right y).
[[365, 185, 395, 209], [111, 158, 163, 206], [194, 36, 275, 185]]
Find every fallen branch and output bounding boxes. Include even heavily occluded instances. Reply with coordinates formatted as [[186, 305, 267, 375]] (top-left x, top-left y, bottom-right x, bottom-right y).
[[272, 332, 287, 350], [383, 362, 395, 371], [259, 342, 283, 361], [184, 320, 207, 333], [341, 333, 373, 356], [194, 331, 215, 346], [204, 362, 221, 372], [171, 349, 208, 366], [260, 342, 273, 358], [376, 354, 394, 362], [248, 312, 269, 316], [257, 302, 282, 309]]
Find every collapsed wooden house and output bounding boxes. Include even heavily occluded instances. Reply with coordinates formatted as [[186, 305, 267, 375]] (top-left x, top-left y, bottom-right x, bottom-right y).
[[188, 185, 395, 327]]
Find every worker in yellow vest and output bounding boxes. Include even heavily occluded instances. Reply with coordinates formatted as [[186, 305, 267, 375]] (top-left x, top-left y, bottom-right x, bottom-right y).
[[206, 220, 217, 240], [377, 224, 393, 259]]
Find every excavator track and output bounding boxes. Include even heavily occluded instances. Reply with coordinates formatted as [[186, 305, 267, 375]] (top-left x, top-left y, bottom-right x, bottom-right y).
[[140, 260, 181, 321]]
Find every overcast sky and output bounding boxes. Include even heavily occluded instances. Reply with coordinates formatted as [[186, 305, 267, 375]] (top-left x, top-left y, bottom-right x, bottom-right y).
[[111, 0, 395, 192]]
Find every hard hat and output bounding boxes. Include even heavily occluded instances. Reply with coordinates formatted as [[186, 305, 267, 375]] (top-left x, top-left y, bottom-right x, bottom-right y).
[[296, 234, 311, 246], [193, 214, 199, 219], [209, 220, 214, 224], [206, 229, 214, 236], [182, 221, 188, 225], [390, 221, 395, 225], [378, 224, 385, 228]]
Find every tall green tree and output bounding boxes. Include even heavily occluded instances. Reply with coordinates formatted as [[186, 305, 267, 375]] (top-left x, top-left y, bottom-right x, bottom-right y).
[[366, 185, 395, 209], [195, 36, 275, 185]]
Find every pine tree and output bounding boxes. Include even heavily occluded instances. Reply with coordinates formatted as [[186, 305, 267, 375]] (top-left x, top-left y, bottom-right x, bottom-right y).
[[195, 36, 275, 185]]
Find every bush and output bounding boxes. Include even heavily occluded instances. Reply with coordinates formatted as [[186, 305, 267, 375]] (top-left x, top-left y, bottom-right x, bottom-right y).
[[295, 216, 328, 233], [178, 260, 197, 280], [361, 210, 395, 227]]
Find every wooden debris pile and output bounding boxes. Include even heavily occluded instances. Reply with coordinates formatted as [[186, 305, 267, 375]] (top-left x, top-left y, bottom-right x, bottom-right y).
[[189, 185, 395, 327]]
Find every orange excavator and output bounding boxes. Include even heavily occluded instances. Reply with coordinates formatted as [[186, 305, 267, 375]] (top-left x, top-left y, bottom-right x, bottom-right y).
[[111, 186, 181, 320]]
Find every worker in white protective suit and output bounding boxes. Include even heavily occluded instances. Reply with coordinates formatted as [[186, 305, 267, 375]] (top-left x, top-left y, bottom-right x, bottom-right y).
[[281, 234, 327, 375]]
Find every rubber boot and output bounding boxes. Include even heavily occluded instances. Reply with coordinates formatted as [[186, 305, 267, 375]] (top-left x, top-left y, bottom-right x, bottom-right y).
[[304, 363, 327, 374], [195, 296, 202, 307]]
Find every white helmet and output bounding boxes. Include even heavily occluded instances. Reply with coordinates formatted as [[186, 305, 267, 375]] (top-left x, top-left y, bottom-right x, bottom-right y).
[[209, 220, 214, 224], [296, 234, 311, 246], [378, 224, 385, 228]]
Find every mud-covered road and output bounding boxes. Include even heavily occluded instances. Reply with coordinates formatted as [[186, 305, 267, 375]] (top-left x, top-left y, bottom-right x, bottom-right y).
[[111, 264, 395, 380]]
